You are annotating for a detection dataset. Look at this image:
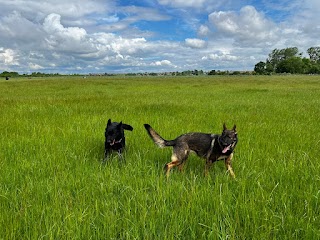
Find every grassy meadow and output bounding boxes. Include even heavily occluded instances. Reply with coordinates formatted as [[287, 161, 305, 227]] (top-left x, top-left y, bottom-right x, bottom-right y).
[[0, 75, 320, 239]]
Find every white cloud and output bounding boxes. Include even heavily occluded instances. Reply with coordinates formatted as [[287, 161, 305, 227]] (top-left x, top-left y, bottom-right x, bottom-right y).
[[202, 53, 238, 61], [29, 63, 44, 70], [185, 38, 207, 49], [43, 13, 87, 41], [198, 25, 210, 36], [0, 11, 44, 46], [99, 6, 170, 34], [101, 15, 119, 24], [290, 0, 320, 37], [110, 37, 148, 55], [0, 0, 320, 73], [42, 13, 98, 55], [150, 60, 173, 66], [208, 6, 279, 46], [0, 0, 110, 21], [0, 48, 19, 65]]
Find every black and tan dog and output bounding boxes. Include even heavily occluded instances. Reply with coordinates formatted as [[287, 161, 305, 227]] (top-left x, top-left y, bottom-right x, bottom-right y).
[[144, 123, 237, 177], [104, 119, 133, 160]]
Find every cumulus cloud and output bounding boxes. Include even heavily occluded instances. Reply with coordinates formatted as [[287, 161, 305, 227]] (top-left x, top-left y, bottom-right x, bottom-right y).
[[43, 13, 87, 41], [109, 37, 148, 55], [202, 53, 238, 61], [0, 0, 320, 73], [41, 13, 101, 56], [150, 60, 174, 66], [185, 38, 207, 49], [0, 0, 110, 22], [289, 0, 320, 38], [29, 63, 44, 70], [0, 48, 19, 65], [0, 11, 44, 47], [208, 6, 279, 46]]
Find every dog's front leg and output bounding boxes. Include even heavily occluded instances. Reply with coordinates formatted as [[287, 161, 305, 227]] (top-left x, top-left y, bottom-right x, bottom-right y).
[[117, 149, 123, 159], [225, 153, 236, 178], [104, 148, 110, 162], [117, 147, 126, 162], [104, 140, 111, 162], [205, 159, 213, 176]]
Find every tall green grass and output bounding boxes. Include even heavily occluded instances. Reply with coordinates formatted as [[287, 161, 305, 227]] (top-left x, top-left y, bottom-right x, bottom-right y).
[[0, 75, 320, 239]]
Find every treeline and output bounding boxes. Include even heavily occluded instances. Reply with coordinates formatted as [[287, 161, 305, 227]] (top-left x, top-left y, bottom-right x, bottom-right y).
[[3, 47, 320, 78], [0, 71, 20, 77], [125, 69, 252, 76], [0, 71, 62, 78], [254, 47, 320, 74], [1, 70, 254, 78]]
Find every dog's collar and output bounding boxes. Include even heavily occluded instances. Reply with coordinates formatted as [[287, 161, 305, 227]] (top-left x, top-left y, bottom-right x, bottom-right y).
[[110, 138, 122, 146]]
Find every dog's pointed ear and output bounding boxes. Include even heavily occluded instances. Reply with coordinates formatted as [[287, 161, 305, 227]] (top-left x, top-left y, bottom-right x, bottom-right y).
[[117, 121, 123, 129], [122, 124, 133, 131], [223, 123, 227, 131], [233, 124, 237, 135], [107, 119, 112, 126]]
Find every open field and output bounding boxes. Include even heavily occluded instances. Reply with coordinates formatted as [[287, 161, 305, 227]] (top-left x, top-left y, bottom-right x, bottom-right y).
[[0, 75, 320, 239]]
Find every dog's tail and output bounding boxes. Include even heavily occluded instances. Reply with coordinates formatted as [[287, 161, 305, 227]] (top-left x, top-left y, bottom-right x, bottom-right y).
[[144, 124, 175, 148]]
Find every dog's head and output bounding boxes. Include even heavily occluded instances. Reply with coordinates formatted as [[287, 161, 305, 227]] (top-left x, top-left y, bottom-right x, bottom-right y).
[[105, 119, 133, 146], [219, 123, 238, 154]]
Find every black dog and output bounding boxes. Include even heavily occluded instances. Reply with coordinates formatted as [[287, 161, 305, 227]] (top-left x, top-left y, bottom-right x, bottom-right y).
[[144, 123, 238, 177], [104, 119, 133, 160]]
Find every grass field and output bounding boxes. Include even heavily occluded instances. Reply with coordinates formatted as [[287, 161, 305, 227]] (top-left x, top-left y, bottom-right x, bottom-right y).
[[0, 75, 320, 239]]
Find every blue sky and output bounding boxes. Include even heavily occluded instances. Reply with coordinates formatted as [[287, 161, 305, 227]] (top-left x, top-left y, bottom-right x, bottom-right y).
[[0, 0, 319, 74]]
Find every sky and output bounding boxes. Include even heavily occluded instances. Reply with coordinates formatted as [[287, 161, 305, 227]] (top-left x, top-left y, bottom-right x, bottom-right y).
[[0, 0, 320, 74]]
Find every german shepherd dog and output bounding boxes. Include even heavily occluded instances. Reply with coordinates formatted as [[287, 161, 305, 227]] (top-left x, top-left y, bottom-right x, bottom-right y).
[[144, 123, 237, 177], [104, 119, 133, 160]]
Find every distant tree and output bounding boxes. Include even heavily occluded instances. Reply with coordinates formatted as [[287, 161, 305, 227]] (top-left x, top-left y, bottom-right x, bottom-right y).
[[276, 57, 304, 74], [208, 70, 216, 75], [302, 58, 312, 73], [307, 47, 320, 62], [264, 59, 274, 74], [308, 64, 320, 74], [254, 61, 266, 74], [303, 57, 320, 74], [0, 71, 19, 77], [232, 71, 241, 75], [267, 47, 300, 72]]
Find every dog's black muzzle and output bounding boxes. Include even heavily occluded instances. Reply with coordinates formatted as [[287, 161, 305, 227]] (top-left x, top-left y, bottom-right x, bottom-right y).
[[107, 138, 123, 146], [218, 137, 237, 154]]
